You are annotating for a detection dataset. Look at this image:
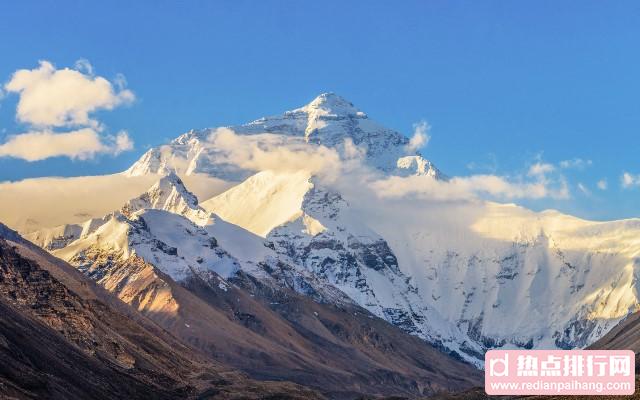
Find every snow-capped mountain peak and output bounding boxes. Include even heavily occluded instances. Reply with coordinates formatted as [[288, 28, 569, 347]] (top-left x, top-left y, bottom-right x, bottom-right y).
[[27, 173, 210, 251], [122, 171, 201, 218], [125, 93, 441, 178], [293, 92, 366, 119], [396, 155, 447, 180]]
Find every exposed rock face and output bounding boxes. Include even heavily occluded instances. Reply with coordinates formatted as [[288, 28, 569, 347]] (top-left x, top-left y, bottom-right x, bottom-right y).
[[265, 185, 449, 352]]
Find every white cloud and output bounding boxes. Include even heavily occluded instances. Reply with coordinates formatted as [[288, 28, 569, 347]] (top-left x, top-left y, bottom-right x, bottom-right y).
[[367, 173, 569, 201], [1, 60, 135, 162], [208, 128, 573, 203], [113, 130, 134, 154], [405, 120, 430, 152], [5, 60, 134, 127], [621, 172, 640, 189], [559, 158, 592, 169], [207, 128, 342, 178], [0, 129, 134, 161], [597, 179, 608, 190], [527, 162, 555, 178]]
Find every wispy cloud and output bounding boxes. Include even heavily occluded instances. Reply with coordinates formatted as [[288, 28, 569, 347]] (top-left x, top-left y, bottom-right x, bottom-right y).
[[73, 58, 94, 76], [527, 162, 555, 178], [467, 153, 498, 173], [597, 179, 608, 190], [405, 120, 430, 152], [559, 158, 592, 170]]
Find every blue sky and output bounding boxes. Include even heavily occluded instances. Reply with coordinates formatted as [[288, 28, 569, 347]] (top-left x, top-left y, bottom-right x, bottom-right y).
[[1, 0, 639, 220]]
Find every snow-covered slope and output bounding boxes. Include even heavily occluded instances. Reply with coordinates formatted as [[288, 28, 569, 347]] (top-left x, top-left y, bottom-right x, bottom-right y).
[[54, 209, 239, 281], [200, 172, 640, 366], [25, 215, 112, 250], [33, 174, 344, 303], [396, 155, 446, 179], [264, 183, 480, 358], [33, 174, 236, 282], [26, 171, 209, 250], [362, 201, 640, 364], [201, 170, 312, 237], [121, 171, 210, 223]]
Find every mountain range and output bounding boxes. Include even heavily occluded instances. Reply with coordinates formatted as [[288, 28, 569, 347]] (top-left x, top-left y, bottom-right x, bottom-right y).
[[3, 93, 639, 398]]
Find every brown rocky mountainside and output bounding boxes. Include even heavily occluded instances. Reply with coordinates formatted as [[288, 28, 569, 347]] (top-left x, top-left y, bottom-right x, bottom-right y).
[[589, 312, 640, 370], [0, 232, 322, 400], [73, 244, 482, 398]]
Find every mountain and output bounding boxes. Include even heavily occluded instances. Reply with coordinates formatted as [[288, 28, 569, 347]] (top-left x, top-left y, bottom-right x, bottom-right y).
[[121, 172, 205, 220], [182, 97, 638, 366], [27, 176, 481, 398], [125, 92, 444, 179], [0, 225, 322, 400], [20, 93, 640, 372]]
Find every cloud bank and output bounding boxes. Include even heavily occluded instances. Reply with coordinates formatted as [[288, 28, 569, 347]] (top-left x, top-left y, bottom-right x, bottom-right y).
[[366, 173, 569, 201], [0, 173, 232, 233], [208, 128, 571, 203]]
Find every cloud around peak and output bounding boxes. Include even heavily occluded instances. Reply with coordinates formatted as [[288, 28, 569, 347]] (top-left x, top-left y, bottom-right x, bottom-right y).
[[405, 120, 430, 152], [207, 127, 571, 203]]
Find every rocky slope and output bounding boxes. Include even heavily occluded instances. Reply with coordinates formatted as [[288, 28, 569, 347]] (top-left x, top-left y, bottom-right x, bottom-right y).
[[0, 226, 323, 400], [590, 311, 640, 372]]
